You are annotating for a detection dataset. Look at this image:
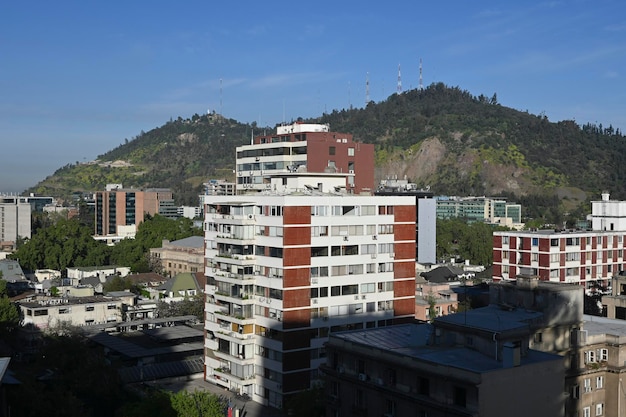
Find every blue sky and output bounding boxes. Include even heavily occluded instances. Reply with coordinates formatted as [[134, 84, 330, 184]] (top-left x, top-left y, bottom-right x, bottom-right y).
[[1, 1, 625, 193]]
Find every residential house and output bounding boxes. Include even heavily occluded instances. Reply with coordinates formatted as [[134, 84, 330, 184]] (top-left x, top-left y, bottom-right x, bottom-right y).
[[156, 272, 201, 303]]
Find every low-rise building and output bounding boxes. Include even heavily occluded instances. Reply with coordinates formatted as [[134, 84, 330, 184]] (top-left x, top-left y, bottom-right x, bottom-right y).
[[19, 295, 124, 330], [155, 272, 202, 303], [415, 277, 459, 321], [149, 236, 204, 277], [66, 265, 130, 285]]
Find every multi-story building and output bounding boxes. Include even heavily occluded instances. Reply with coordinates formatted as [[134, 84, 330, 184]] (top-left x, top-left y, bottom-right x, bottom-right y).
[[94, 186, 173, 239], [375, 178, 436, 264], [323, 275, 613, 417], [203, 188, 416, 409], [19, 295, 124, 330], [235, 122, 375, 194], [436, 195, 522, 228], [415, 276, 459, 321], [322, 277, 572, 417], [204, 179, 236, 196], [150, 236, 205, 277], [0, 195, 31, 250], [493, 193, 626, 287]]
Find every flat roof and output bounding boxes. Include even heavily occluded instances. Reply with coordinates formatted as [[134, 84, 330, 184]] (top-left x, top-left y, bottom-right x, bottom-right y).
[[582, 315, 626, 337], [331, 323, 561, 374], [435, 305, 542, 333]]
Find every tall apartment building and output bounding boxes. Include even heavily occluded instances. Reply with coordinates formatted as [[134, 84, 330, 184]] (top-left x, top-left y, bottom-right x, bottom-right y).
[[493, 193, 626, 287], [0, 195, 31, 250], [376, 178, 436, 264], [94, 186, 173, 239], [436, 195, 522, 228], [203, 189, 416, 409], [235, 122, 375, 194]]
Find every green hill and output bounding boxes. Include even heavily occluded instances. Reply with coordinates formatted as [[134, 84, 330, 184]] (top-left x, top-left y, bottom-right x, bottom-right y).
[[27, 83, 626, 223]]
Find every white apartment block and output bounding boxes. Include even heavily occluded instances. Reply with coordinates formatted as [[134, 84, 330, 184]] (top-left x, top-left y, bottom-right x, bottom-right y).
[[20, 296, 124, 330], [493, 193, 626, 286], [203, 191, 416, 409]]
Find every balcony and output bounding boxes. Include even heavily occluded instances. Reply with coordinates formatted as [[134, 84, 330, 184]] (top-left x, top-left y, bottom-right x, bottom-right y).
[[214, 350, 255, 366]]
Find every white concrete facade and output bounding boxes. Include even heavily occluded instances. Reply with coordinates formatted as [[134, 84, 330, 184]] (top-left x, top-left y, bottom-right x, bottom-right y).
[[202, 191, 417, 409]]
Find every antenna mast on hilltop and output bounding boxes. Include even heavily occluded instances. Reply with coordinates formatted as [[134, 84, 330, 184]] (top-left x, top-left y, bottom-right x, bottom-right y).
[[365, 72, 370, 106], [419, 58, 424, 90], [397, 64, 402, 94], [219, 78, 223, 115]]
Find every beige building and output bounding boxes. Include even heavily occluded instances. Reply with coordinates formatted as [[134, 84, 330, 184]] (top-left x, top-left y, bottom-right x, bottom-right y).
[[149, 236, 204, 277], [565, 316, 626, 417]]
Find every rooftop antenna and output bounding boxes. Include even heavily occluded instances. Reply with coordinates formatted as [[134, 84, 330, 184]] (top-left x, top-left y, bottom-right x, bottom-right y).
[[219, 78, 223, 115], [419, 58, 424, 90], [282, 100, 285, 125], [365, 72, 370, 106], [397, 64, 402, 94], [348, 81, 352, 110]]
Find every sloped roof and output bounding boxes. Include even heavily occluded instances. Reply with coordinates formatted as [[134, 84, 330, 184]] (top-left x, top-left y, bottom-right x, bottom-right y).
[[421, 265, 465, 283], [169, 236, 204, 249], [158, 272, 199, 293]]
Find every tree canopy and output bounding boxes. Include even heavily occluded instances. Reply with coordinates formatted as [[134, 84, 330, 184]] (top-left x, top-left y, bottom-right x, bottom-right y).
[[11, 214, 202, 273]]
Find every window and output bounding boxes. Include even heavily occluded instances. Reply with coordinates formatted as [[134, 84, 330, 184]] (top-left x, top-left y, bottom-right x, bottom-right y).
[[571, 384, 580, 399], [348, 147, 355, 156], [583, 406, 591, 417], [596, 403, 604, 416], [453, 386, 467, 407], [598, 348, 608, 361], [532, 253, 539, 262], [584, 378, 592, 393], [532, 237, 538, 246], [503, 236, 509, 245], [85, 306, 95, 312], [596, 376, 604, 389], [329, 146, 336, 155], [585, 350, 596, 363]]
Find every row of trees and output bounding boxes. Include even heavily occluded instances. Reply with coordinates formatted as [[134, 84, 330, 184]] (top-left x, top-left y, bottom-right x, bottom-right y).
[[11, 214, 202, 273], [436, 218, 508, 267]]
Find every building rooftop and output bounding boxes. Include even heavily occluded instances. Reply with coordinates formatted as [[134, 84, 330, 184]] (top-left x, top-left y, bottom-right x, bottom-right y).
[[167, 236, 204, 249], [582, 315, 626, 337], [332, 323, 562, 373], [435, 304, 543, 333]]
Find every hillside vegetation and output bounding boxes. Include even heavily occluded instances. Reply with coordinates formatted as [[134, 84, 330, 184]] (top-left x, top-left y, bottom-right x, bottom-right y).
[[28, 83, 626, 223]]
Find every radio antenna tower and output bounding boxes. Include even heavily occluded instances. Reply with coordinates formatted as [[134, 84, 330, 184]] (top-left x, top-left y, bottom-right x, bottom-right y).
[[397, 64, 402, 94], [365, 72, 370, 106], [219, 78, 223, 115], [419, 58, 424, 90]]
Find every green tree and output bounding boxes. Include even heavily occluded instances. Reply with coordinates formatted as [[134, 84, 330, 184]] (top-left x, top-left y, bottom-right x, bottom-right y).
[[10, 218, 111, 271], [156, 295, 204, 321], [0, 296, 19, 333], [169, 390, 227, 417]]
